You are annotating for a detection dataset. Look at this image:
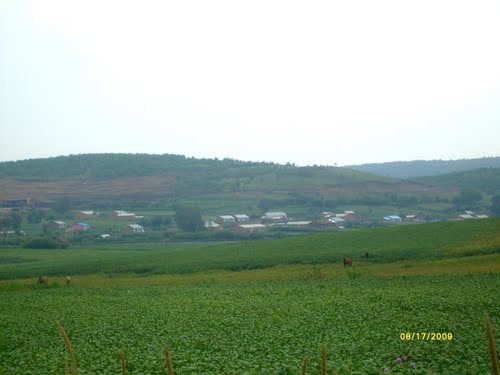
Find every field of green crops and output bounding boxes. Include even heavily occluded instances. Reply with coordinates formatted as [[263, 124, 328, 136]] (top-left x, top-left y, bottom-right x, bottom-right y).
[[1, 274, 498, 374], [1, 219, 499, 374], [1, 218, 499, 281]]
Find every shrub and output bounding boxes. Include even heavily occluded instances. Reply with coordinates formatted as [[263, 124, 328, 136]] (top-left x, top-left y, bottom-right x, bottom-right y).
[[23, 237, 69, 249]]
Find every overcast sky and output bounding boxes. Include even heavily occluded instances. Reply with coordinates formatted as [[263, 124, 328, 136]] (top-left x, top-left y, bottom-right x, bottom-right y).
[[1, 0, 499, 166]]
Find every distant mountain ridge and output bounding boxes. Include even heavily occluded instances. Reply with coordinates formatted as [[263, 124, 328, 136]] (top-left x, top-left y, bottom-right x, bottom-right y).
[[346, 157, 500, 179]]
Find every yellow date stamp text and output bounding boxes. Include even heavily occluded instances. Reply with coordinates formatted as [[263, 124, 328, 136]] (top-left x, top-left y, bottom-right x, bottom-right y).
[[400, 332, 453, 341]]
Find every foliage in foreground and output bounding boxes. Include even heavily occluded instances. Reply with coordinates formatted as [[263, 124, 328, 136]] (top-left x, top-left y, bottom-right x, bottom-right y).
[[49, 324, 500, 375], [0, 274, 498, 374]]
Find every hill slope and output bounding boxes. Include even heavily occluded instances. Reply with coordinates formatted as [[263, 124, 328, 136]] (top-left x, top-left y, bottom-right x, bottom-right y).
[[0, 153, 399, 201], [412, 167, 500, 194], [346, 157, 500, 179]]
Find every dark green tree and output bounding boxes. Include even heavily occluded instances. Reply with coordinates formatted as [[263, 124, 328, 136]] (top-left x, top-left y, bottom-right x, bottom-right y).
[[151, 216, 163, 230], [54, 197, 72, 215], [27, 209, 45, 223], [10, 212, 23, 234], [174, 206, 204, 232], [458, 189, 483, 206]]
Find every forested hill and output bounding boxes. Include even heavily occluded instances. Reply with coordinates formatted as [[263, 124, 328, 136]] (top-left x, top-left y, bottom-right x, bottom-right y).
[[346, 157, 500, 179], [0, 154, 404, 201], [0, 154, 270, 180], [0, 153, 393, 184], [413, 167, 500, 193]]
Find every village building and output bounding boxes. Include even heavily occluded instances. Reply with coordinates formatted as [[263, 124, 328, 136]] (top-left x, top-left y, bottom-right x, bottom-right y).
[[383, 215, 402, 222], [205, 221, 223, 231], [111, 210, 142, 220], [67, 223, 89, 232], [233, 214, 250, 223], [0, 230, 27, 236], [286, 221, 312, 227], [261, 211, 289, 224], [233, 223, 267, 232], [0, 198, 33, 208], [329, 217, 346, 225], [322, 210, 355, 221], [456, 212, 488, 220], [47, 221, 66, 230], [335, 211, 356, 220], [457, 214, 475, 220], [122, 224, 145, 233], [309, 219, 337, 228], [76, 211, 99, 220], [215, 215, 236, 226]]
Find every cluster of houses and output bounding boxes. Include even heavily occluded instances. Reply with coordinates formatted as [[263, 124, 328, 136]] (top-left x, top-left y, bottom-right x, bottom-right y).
[[33, 207, 495, 240], [45, 210, 146, 237], [47, 221, 90, 232], [206, 208, 492, 232], [204, 210, 359, 232], [75, 210, 144, 221], [205, 214, 267, 232], [382, 211, 490, 222]]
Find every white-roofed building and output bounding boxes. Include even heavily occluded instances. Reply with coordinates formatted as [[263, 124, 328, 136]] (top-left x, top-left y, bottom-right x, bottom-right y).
[[112, 210, 139, 220], [205, 221, 223, 231], [233, 223, 267, 232], [384, 215, 402, 221], [122, 224, 144, 233], [76, 210, 99, 219], [335, 211, 356, 220], [233, 214, 250, 223], [457, 214, 476, 220], [286, 221, 312, 228], [215, 215, 236, 225], [47, 221, 66, 230], [329, 217, 345, 224], [261, 211, 289, 224]]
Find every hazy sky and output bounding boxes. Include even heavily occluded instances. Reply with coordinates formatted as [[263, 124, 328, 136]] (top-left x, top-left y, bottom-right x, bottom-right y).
[[1, 0, 499, 166]]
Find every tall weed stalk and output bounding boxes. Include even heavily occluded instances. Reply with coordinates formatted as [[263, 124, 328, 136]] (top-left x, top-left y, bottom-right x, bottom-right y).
[[56, 321, 76, 375]]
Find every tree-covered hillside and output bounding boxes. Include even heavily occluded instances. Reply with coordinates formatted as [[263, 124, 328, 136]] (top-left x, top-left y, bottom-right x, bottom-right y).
[[0, 153, 395, 194], [0, 154, 270, 180], [413, 167, 500, 195], [346, 157, 500, 179]]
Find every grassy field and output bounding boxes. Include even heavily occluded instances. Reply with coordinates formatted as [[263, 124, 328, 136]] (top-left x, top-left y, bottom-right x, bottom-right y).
[[1, 218, 499, 280], [0, 219, 499, 374]]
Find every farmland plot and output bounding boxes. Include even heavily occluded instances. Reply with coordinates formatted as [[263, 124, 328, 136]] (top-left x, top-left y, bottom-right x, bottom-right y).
[[0, 274, 498, 374]]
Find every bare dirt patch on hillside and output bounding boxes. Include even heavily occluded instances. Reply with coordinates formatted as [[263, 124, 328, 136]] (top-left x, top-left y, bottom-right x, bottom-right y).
[[0, 175, 176, 201]]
